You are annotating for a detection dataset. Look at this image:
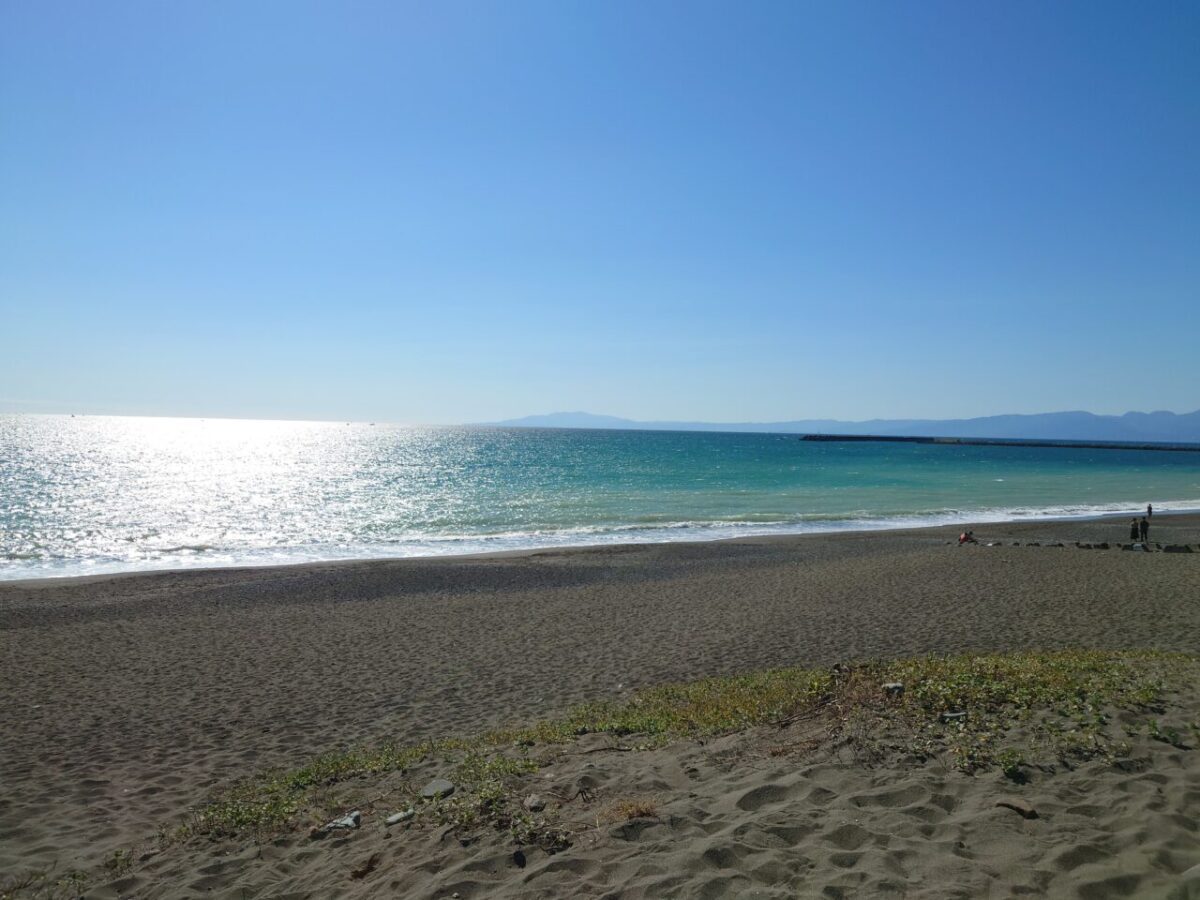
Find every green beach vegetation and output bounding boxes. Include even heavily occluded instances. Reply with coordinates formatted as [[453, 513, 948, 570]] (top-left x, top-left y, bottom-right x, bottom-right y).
[[5, 649, 1197, 900], [179, 649, 1194, 842]]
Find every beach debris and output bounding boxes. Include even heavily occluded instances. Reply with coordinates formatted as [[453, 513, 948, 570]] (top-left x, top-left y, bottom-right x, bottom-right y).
[[310, 810, 361, 838], [995, 798, 1038, 819], [939, 711, 968, 724], [523, 793, 547, 812], [513, 849, 528, 868], [385, 809, 415, 826], [882, 682, 905, 699], [420, 778, 456, 800], [330, 811, 362, 829], [1164, 544, 1194, 553]]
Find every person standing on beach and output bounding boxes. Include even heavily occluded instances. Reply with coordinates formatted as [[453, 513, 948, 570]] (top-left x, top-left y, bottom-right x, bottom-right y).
[[1130, 518, 1140, 541], [1139, 517, 1150, 542], [1147, 503, 1153, 518]]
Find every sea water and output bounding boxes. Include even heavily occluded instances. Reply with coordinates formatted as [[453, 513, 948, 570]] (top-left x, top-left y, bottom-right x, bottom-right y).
[[2, 414, 1198, 580]]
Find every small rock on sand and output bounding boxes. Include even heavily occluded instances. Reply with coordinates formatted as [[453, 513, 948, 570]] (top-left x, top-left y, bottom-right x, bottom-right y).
[[523, 794, 546, 812], [385, 809, 414, 826], [420, 778, 455, 800], [882, 682, 904, 698]]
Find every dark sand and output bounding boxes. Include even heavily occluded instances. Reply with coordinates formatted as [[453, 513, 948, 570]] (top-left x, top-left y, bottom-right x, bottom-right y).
[[2, 514, 1198, 896]]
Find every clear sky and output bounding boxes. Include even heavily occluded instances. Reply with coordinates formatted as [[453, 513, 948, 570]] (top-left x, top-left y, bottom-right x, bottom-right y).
[[2, 1, 1197, 424]]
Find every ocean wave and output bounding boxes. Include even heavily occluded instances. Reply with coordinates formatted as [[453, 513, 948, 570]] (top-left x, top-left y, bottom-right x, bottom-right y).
[[5, 497, 1198, 580]]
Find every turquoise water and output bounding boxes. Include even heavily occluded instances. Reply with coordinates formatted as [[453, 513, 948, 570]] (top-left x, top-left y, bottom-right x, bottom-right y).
[[2, 415, 1198, 579]]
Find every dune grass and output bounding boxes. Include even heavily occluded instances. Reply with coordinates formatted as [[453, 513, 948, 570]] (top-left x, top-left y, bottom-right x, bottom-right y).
[[4, 648, 1195, 900], [173, 649, 1195, 843], [6, 649, 1197, 900]]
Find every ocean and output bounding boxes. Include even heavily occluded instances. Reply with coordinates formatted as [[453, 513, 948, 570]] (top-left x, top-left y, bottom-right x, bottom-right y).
[[2, 414, 1198, 580]]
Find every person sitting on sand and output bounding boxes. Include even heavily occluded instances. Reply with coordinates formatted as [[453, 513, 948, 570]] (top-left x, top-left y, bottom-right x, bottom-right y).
[[1130, 518, 1140, 541], [1139, 517, 1149, 542], [958, 530, 977, 545]]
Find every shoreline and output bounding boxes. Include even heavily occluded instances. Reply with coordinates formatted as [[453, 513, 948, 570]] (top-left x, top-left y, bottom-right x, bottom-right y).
[[4, 505, 1196, 588], [3, 513, 1197, 894]]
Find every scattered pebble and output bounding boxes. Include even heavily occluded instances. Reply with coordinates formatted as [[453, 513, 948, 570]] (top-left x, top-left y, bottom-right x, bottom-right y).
[[385, 809, 415, 826], [882, 682, 904, 698], [523, 794, 546, 812], [420, 778, 455, 800], [939, 711, 968, 724]]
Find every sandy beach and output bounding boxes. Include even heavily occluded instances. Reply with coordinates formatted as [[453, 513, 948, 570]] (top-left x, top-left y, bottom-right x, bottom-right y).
[[2, 514, 1199, 898]]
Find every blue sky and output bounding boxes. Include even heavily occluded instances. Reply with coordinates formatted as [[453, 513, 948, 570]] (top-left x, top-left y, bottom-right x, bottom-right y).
[[2, 0, 1197, 424]]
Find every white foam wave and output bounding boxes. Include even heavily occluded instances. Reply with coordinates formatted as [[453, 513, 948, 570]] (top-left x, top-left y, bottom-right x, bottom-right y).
[[4, 498, 1198, 581]]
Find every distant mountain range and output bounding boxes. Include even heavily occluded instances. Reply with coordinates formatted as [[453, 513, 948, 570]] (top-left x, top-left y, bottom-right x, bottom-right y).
[[485, 409, 1200, 444]]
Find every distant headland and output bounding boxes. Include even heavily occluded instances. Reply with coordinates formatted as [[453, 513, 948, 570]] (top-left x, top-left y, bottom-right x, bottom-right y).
[[484, 409, 1200, 444]]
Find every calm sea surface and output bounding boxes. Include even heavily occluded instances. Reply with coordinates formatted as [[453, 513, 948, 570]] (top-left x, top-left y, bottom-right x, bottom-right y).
[[2, 415, 1198, 580]]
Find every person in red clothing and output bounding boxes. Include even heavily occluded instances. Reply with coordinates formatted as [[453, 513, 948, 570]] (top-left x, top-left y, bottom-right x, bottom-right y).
[[958, 530, 977, 545]]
